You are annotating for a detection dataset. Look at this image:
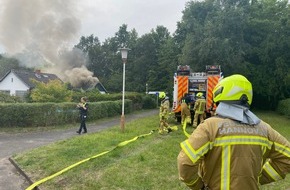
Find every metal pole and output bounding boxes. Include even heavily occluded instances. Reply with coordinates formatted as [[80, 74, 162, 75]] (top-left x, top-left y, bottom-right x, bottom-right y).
[[120, 61, 126, 132]]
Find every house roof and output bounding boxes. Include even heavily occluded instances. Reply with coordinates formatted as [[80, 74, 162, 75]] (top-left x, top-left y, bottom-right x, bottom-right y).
[[95, 82, 108, 94], [0, 69, 62, 88]]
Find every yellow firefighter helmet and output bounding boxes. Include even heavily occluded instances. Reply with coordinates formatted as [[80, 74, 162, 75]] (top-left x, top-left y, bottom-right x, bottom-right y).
[[196, 92, 203, 98], [213, 74, 253, 105], [159, 92, 166, 99]]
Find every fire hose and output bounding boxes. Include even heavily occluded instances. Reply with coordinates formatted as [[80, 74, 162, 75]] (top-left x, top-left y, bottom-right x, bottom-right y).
[[26, 130, 155, 190]]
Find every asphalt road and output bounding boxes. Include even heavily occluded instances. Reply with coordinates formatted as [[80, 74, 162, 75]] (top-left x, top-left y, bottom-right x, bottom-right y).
[[0, 109, 158, 190]]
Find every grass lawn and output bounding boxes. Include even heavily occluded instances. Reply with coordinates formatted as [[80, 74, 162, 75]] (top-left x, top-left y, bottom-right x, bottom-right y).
[[13, 110, 290, 190]]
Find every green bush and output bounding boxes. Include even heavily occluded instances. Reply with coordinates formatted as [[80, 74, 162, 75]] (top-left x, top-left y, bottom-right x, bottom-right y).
[[29, 79, 72, 102], [142, 95, 157, 109], [0, 91, 155, 127], [71, 91, 144, 103], [0, 92, 22, 103], [0, 100, 133, 128], [87, 100, 132, 120], [0, 103, 77, 127], [276, 98, 290, 118]]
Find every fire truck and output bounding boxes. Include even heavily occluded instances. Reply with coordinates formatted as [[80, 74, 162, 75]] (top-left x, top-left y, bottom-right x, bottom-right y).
[[172, 65, 222, 122]]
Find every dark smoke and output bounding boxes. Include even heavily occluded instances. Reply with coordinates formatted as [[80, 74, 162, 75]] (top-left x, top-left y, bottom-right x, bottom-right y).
[[0, 0, 99, 89], [65, 66, 99, 89]]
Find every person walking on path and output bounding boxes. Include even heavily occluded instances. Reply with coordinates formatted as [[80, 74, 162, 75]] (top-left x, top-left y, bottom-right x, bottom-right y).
[[177, 74, 290, 190], [76, 97, 89, 134]]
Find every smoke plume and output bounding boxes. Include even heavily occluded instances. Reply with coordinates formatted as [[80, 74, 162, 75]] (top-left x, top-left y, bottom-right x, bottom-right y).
[[0, 0, 99, 89]]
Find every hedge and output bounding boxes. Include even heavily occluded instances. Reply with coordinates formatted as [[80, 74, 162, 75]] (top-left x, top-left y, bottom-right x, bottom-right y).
[[0, 100, 133, 128], [0, 92, 158, 128], [71, 92, 145, 103], [276, 98, 290, 118]]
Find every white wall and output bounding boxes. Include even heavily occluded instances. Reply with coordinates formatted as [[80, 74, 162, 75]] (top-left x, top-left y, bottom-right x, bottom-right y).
[[0, 72, 29, 95]]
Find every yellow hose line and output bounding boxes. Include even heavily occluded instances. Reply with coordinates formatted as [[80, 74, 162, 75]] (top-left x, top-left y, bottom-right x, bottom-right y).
[[26, 130, 154, 190], [182, 121, 190, 138]]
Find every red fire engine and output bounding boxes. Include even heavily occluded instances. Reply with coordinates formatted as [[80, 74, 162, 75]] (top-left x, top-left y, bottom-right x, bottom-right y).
[[172, 65, 222, 122]]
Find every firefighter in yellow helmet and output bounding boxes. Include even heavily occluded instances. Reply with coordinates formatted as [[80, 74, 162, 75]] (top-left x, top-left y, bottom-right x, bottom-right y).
[[181, 93, 192, 126], [192, 92, 206, 127], [177, 74, 290, 190], [159, 92, 170, 134]]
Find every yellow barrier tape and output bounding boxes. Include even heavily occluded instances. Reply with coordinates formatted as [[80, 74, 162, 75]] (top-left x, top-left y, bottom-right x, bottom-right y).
[[182, 121, 190, 138], [26, 130, 154, 190]]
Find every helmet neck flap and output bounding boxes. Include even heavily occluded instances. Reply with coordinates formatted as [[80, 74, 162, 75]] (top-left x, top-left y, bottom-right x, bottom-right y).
[[216, 102, 260, 125]]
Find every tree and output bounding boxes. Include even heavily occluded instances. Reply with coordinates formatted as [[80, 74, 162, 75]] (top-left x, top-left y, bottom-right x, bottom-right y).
[[0, 56, 22, 77], [126, 26, 174, 93], [30, 80, 72, 102], [75, 35, 100, 53], [156, 37, 179, 95], [174, 0, 290, 108], [74, 0, 290, 109], [244, 0, 290, 108]]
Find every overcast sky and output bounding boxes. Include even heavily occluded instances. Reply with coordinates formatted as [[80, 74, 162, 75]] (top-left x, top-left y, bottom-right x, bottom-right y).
[[0, 0, 188, 54], [79, 0, 187, 42]]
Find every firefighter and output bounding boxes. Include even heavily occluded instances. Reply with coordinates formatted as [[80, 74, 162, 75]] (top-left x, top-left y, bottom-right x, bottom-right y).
[[159, 92, 170, 134], [192, 92, 206, 127], [177, 74, 290, 190], [181, 93, 191, 126]]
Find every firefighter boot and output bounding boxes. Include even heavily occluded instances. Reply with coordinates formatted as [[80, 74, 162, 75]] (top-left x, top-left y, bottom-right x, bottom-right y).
[[168, 125, 178, 132]]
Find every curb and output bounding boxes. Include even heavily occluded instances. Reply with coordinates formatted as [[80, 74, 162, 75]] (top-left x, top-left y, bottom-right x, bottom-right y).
[[8, 157, 39, 190]]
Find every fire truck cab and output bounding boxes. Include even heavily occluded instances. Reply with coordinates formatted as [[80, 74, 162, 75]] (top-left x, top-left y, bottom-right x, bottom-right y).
[[172, 65, 221, 122]]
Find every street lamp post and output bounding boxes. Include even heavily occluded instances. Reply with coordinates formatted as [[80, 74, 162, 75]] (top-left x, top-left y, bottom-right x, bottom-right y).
[[119, 47, 130, 132]]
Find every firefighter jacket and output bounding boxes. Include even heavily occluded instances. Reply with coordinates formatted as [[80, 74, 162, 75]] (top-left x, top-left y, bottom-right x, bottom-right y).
[[160, 97, 170, 119], [194, 98, 206, 114], [181, 102, 191, 117], [178, 116, 290, 190]]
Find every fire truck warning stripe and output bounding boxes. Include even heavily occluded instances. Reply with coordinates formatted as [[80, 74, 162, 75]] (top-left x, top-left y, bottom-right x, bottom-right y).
[[207, 76, 220, 108], [178, 77, 188, 96], [207, 76, 219, 90]]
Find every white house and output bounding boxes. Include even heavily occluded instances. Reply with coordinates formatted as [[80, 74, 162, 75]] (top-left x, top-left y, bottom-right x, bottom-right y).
[[0, 69, 62, 98]]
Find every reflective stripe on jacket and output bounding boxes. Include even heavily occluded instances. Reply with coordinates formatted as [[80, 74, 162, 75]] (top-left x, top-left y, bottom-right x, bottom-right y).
[[194, 98, 206, 114], [177, 117, 290, 190], [160, 99, 170, 118]]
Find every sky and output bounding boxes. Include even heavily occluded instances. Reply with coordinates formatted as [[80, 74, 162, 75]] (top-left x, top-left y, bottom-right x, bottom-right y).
[[79, 0, 187, 42], [0, 0, 188, 87], [0, 0, 188, 54]]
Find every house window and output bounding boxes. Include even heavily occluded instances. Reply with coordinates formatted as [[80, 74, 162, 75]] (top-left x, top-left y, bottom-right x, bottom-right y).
[[11, 77, 13, 82]]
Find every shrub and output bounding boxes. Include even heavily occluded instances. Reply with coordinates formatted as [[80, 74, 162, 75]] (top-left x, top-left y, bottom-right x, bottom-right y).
[[0, 91, 156, 127], [142, 95, 157, 109], [30, 80, 72, 102], [0, 92, 22, 103], [276, 98, 290, 118], [0, 100, 134, 128]]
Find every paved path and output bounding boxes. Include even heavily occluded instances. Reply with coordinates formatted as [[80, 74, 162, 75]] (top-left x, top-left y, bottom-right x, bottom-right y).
[[0, 109, 158, 190]]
